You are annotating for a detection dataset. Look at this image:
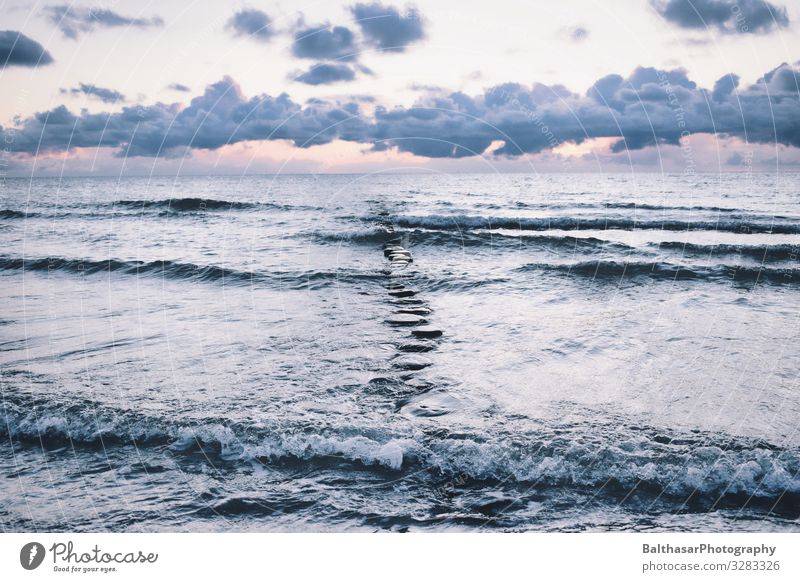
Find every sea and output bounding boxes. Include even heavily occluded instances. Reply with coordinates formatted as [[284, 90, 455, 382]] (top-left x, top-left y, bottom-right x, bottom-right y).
[[1, 172, 798, 532]]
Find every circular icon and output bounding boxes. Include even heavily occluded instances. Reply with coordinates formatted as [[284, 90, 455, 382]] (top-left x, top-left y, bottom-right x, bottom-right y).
[[20, 542, 46, 570]]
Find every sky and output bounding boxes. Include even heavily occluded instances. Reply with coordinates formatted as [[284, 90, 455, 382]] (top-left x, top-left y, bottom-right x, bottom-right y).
[[1, 0, 799, 175]]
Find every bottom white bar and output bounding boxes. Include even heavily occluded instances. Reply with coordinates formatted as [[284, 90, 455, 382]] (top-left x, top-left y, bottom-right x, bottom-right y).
[[1, 533, 797, 581]]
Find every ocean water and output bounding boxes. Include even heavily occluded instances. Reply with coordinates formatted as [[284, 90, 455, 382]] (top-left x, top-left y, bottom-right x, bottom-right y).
[[1, 173, 798, 532]]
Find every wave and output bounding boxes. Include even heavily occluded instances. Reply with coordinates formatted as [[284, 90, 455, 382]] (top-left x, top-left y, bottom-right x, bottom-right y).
[[113, 198, 259, 211], [653, 241, 800, 261], [316, 227, 640, 255], [517, 260, 800, 284], [394, 214, 800, 234], [111, 198, 325, 213], [502, 201, 748, 213], [3, 391, 798, 502], [310, 228, 399, 244], [0, 255, 382, 289], [0, 199, 323, 219], [2, 391, 413, 468], [0, 209, 33, 219], [604, 202, 742, 213], [0, 254, 456, 291], [413, 230, 637, 252]]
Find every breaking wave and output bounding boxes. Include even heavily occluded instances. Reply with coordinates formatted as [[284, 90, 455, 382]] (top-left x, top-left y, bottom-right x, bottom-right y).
[[3, 392, 798, 501]]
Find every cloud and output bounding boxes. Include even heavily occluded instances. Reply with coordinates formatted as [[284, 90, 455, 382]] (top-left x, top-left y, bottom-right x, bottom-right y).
[[565, 26, 589, 42], [60, 83, 125, 103], [292, 24, 358, 61], [44, 5, 164, 39], [711, 73, 740, 101], [294, 63, 357, 85], [286, 5, 428, 80], [378, 63, 797, 157], [0, 77, 368, 157], [227, 9, 274, 41], [3, 62, 799, 160], [350, 2, 425, 52], [759, 61, 800, 91], [651, 0, 789, 34], [168, 83, 192, 93], [1, 31, 53, 68], [726, 151, 745, 165]]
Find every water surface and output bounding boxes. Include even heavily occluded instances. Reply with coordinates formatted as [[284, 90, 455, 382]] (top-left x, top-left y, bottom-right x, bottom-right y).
[[1, 173, 798, 531]]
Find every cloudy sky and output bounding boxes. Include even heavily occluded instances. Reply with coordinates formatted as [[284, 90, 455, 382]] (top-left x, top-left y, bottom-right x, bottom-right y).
[[1, 0, 799, 175]]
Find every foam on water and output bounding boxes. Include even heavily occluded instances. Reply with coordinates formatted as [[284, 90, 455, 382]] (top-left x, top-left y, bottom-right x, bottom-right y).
[[4, 394, 798, 500]]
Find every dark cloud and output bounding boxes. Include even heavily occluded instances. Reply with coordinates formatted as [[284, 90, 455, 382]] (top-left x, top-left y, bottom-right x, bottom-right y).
[[651, 0, 789, 34], [292, 25, 358, 61], [168, 83, 192, 93], [569, 26, 589, 42], [0, 30, 53, 67], [45, 5, 164, 39], [3, 63, 799, 160], [227, 9, 274, 41], [712, 73, 740, 101], [350, 2, 425, 52], [372, 63, 799, 157], [61, 83, 125, 103], [0, 77, 367, 157], [294, 63, 357, 85], [759, 62, 800, 91]]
